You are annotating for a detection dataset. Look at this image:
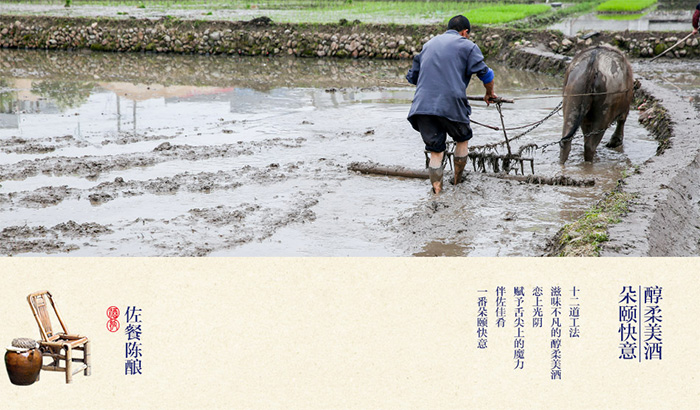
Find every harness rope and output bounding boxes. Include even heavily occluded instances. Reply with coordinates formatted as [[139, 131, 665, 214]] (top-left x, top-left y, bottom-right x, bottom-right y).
[[424, 88, 632, 173], [469, 87, 631, 152]]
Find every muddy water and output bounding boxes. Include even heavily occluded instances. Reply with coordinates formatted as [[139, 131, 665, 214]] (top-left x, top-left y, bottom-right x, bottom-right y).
[[633, 59, 700, 113], [0, 49, 655, 256]]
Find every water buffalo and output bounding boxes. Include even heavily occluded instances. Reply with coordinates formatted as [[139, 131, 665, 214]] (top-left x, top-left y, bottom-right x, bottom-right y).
[[559, 45, 634, 163]]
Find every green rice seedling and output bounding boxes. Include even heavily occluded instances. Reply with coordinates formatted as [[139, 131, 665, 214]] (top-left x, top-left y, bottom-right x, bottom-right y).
[[596, 0, 657, 13], [466, 4, 551, 25], [597, 12, 645, 20]]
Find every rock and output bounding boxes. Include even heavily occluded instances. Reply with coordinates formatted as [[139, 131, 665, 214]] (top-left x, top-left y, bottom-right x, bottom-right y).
[[654, 43, 667, 55], [154, 142, 172, 151]]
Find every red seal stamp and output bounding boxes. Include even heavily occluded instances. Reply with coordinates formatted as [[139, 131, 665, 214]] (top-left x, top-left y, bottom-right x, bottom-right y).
[[107, 306, 120, 319], [107, 306, 120, 332]]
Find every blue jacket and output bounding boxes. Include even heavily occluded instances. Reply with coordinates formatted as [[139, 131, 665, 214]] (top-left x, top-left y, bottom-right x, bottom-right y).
[[406, 30, 494, 129]]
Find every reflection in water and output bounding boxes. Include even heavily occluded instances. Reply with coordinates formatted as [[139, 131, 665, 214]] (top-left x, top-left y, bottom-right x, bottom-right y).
[[0, 47, 561, 93], [415, 241, 471, 257], [30, 80, 94, 111]]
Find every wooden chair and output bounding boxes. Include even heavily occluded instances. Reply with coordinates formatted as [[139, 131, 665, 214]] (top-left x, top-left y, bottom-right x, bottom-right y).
[[27, 291, 91, 384]]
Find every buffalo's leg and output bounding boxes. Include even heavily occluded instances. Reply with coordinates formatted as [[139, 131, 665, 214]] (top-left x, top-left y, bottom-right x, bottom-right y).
[[559, 138, 572, 164], [605, 114, 627, 148], [582, 121, 605, 162]]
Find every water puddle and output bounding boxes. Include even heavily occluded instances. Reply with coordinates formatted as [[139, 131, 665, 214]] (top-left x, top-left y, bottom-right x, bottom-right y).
[[0, 49, 656, 256]]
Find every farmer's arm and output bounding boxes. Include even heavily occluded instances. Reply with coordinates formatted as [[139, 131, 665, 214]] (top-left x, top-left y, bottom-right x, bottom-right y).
[[467, 44, 498, 104], [406, 53, 421, 85], [693, 8, 700, 35], [482, 79, 497, 104]]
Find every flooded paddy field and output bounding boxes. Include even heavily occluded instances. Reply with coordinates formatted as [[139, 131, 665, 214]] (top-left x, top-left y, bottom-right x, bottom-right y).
[[633, 59, 700, 111], [550, 0, 699, 36], [0, 49, 657, 256]]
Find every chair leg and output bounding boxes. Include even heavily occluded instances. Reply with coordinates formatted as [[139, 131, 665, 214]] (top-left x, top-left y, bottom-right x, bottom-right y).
[[84, 341, 91, 376], [65, 346, 73, 384]]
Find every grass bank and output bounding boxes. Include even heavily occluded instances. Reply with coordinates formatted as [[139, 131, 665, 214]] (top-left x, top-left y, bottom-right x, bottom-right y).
[[547, 189, 635, 257]]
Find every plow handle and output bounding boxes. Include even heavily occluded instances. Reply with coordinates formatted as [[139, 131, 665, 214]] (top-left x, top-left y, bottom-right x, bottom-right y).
[[466, 95, 514, 104]]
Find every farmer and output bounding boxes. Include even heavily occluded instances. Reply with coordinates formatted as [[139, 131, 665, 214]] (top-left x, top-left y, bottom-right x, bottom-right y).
[[693, 2, 700, 35], [406, 14, 497, 194]]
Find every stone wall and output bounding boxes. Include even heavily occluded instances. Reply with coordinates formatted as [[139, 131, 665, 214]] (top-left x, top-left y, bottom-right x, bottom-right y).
[[0, 16, 436, 59], [1, 16, 699, 62]]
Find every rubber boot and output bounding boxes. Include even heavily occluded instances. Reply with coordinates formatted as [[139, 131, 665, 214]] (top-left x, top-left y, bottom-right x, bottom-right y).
[[428, 166, 444, 194], [453, 155, 467, 185]]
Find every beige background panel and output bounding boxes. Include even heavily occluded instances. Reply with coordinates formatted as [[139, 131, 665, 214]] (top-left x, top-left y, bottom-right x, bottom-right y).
[[1, 258, 698, 409]]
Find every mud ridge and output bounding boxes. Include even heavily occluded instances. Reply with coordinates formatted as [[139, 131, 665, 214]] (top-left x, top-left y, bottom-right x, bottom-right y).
[[0, 137, 306, 182], [0, 133, 182, 154], [1, 220, 112, 255], [500, 46, 571, 75], [601, 79, 700, 256], [122, 195, 320, 256], [0, 163, 328, 210]]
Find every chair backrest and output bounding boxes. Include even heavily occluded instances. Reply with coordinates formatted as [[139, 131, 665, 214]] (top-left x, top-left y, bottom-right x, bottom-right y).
[[27, 291, 69, 342]]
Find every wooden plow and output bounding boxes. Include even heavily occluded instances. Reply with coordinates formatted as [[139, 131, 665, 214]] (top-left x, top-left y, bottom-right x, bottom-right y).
[[443, 95, 539, 175], [348, 162, 594, 187], [468, 143, 537, 175], [350, 94, 596, 187]]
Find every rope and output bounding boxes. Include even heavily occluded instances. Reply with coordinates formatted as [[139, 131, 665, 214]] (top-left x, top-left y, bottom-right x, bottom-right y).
[[468, 86, 630, 150], [11, 338, 37, 349], [538, 127, 610, 152], [495, 102, 513, 156], [471, 101, 563, 151], [453, 86, 632, 164], [511, 88, 632, 101]]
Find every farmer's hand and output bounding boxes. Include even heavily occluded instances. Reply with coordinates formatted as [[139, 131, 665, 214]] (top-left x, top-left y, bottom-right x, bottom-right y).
[[483, 80, 497, 106], [484, 91, 499, 106], [694, 28, 699, 36]]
